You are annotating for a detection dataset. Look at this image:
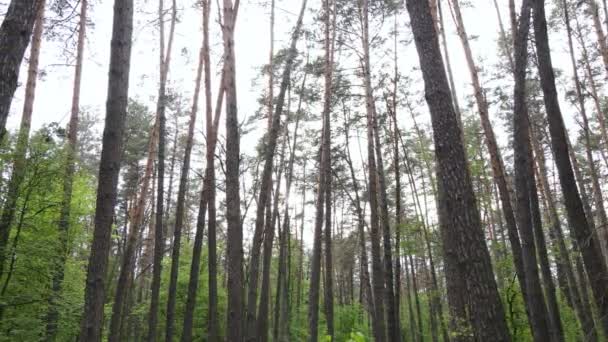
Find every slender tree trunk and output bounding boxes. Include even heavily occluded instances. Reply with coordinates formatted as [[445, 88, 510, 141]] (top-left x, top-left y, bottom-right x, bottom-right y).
[[222, 1, 243, 340], [511, 1, 554, 340], [532, 0, 608, 335], [323, 3, 336, 339], [308, 1, 332, 341], [79, 0, 134, 339], [244, 3, 307, 339], [109, 122, 159, 342], [147, 0, 176, 339], [181, 3, 240, 340], [0, 0, 45, 278], [164, 0, 200, 336], [588, 0, 608, 79], [0, 0, 44, 141], [532, 126, 598, 342], [276, 83, 304, 342], [359, 1, 387, 340], [342, 104, 373, 319], [405, 0, 510, 340], [448, 2, 529, 323], [45, 1, 86, 339]]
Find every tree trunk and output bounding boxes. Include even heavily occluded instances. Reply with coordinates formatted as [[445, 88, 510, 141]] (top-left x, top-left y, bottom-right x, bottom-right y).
[[222, 1, 243, 340], [532, 0, 608, 335], [359, 1, 387, 341], [147, 0, 176, 339], [45, 1, 86, 339], [109, 122, 159, 342], [79, 0, 134, 339], [532, 125, 598, 341], [448, 2, 529, 322], [405, 0, 510, 340], [0, 0, 45, 279], [0, 0, 44, 141], [308, 1, 332, 341], [244, 2, 307, 338], [164, 0, 201, 335]]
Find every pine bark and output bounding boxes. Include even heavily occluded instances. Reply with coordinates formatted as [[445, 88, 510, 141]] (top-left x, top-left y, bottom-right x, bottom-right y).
[[79, 0, 134, 339], [222, 1, 243, 340], [147, 0, 176, 339], [359, 1, 387, 340], [109, 122, 158, 342], [308, 2, 332, 341], [0, 0, 45, 278], [448, 1, 528, 317], [0, 0, 44, 141], [532, 0, 608, 335], [405, 0, 510, 340]]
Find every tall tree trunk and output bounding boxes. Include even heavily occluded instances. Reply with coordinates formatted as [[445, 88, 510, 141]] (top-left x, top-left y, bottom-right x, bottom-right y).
[[45, 1, 86, 339], [0, 0, 44, 141], [588, 0, 608, 79], [389, 20, 403, 340], [342, 104, 373, 319], [405, 0, 510, 340], [0, 0, 45, 279], [109, 122, 159, 342], [437, 0, 461, 121], [244, 2, 307, 338], [308, 1, 332, 340], [532, 125, 598, 341], [79, 0, 134, 339], [323, 3, 336, 339], [512, 1, 553, 340], [222, 0, 243, 340], [448, 1, 529, 322], [276, 81, 304, 341], [532, 0, 608, 335], [147, 0, 176, 339], [358, 1, 387, 340], [181, 2, 240, 340], [164, 0, 201, 335], [574, 16, 608, 168]]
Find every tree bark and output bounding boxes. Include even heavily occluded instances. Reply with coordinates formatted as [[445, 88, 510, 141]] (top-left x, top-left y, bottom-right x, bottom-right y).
[[532, 0, 608, 336], [147, 0, 176, 339], [358, 1, 387, 340], [405, 0, 510, 340], [222, 1, 243, 340], [79, 0, 134, 339], [0, 0, 44, 141], [0, 0, 45, 278]]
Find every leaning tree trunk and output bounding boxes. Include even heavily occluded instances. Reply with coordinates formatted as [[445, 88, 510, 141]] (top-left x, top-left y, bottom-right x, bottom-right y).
[[448, 1, 529, 321], [0, 0, 45, 279], [0, 0, 44, 141], [405, 0, 510, 340], [79, 0, 134, 339], [164, 0, 200, 335], [532, 0, 608, 335], [45, 1, 86, 339], [244, 2, 307, 339], [109, 122, 158, 342]]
